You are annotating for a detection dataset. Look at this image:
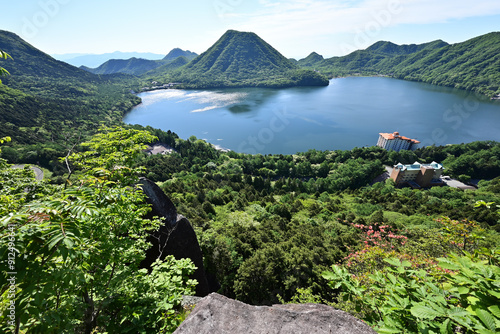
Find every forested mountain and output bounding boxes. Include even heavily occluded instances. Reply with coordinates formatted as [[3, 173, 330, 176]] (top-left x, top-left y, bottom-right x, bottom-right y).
[[0, 30, 95, 80], [385, 32, 500, 96], [299, 39, 448, 76], [163, 48, 198, 62], [0, 30, 140, 153], [81, 57, 164, 75], [299, 32, 500, 97], [1, 27, 500, 333], [365, 40, 449, 56], [155, 30, 330, 88], [143, 56, 190, 77], [54, 51, 165, 67], [81, 48, 198, 76], [297, 52, 324, 67]]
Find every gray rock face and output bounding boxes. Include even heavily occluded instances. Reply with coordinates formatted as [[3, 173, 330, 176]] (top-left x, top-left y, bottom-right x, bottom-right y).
[[173, 293, 377, 334], [138, 177, 177, 226], [138, 177, 213, 297]]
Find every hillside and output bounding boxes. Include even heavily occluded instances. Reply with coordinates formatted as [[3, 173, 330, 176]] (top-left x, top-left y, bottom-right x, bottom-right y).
[[1, 26, 499, 333], [0, 30, 95, 80], [387, 32, 500, 96], [297, 52, 324, 67], [162, 30, 329, 88], [82, 48, 198, 76], [143, 56, 190, 77], [365, 40, 449, 56], [301, 39, 448, 77], [54, 51, 165, 67], [0, 30, 140, 147], [300, 33, 500, 97], [163, 48, 198, 62], [82, 57, 164, 75]]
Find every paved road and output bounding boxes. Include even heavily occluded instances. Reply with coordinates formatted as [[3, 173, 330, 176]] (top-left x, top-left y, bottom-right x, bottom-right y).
[[12, 164, 44, 181], [442, 177, 477, 190]]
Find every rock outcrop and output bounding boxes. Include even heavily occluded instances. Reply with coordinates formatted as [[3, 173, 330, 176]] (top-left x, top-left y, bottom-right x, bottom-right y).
[[138, 177, 214, 297], [173, 293, 377, 334]]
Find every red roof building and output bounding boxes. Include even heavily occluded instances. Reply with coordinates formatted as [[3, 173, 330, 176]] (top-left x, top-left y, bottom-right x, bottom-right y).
[[377, 132, 420, 152]]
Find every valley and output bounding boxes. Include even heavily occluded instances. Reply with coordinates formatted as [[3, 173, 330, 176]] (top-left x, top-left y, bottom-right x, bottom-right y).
[[0, 27, 499, 334]]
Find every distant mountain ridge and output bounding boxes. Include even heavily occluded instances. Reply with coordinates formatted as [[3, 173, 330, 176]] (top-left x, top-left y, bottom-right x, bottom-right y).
[[81, 48, 198, 76], [163, 48, 197, 62], [297, 33, 500, 97], [157, 30, 329, 88], [54, 51, 166, 68]]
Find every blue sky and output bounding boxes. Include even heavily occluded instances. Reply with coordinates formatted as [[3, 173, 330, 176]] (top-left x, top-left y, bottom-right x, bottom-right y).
[[2, 0, 500, 59]]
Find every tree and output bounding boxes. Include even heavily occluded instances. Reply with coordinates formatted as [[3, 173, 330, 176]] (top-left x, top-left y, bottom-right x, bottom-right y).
[[0, 127, 197, 333], [0, 50, 12, 84]]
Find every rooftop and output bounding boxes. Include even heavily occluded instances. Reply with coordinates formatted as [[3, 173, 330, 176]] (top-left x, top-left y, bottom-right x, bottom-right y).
[[394, 161, 444, 171], [380, 131, 420, 144]]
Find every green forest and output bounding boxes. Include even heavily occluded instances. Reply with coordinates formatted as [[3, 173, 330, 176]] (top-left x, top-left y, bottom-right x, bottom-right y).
[[0, 29, 500, 333], [2, 123, 499, 332], [143, 30, 330, 89], [300, 32, 500, 98]]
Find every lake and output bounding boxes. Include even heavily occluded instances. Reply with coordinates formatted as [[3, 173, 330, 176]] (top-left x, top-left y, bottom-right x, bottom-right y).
[[124, 77, 500, 154]]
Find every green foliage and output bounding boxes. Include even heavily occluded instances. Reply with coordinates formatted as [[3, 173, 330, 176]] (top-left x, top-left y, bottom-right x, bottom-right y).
[[0, 49, 12, 83], [0, 127, 196, 333], [323, 251, 500, 333], [301, 32, 500, 97], [141, 132, 499, 307], [0, 30, 143, 153], [153, 30, 329, 88]]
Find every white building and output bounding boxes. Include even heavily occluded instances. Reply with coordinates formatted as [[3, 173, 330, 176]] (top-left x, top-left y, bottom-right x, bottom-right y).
[[377, 132, 420, 151]]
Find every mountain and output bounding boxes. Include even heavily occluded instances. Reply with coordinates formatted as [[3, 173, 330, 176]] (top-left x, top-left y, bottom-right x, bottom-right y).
[[163, 30, 329, 88], [385, 32, 500, 96], [365, 40, 449, 56], [54, 51, 165, 67], [307, 39, 449, 78], [81, 57, 163, 76], [81, 48, 198, 76], [144, 56, 190, 77], [0, 30, 95, 80], [0, 30, 140, 145], [299, 33, 500, 97], [163, 48, 198, 62], [297, 52, 324, 67]]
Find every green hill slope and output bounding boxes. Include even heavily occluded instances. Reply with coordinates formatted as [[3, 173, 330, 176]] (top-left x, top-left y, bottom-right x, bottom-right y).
[[302, 32, 500, 97], [297, 52, 324, 67], [144, 56, 190, 77], [81, 49, 198, 76], [163, 48, 198, 62], [0, 30, 140, 146], [165, 30, 329, 88], [82, 57, 163, 75], [388, 32, 500, 96], [308, 39, 448, 77], [0, 30, 97, 81]]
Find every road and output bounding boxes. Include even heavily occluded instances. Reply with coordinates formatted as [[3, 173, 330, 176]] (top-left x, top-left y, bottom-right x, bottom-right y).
[[12, 164, 44, 181]]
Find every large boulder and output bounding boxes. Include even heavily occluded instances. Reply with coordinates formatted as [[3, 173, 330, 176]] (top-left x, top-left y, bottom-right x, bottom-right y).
[[174, 293, 377, 334], [138, 177, 214, 297]]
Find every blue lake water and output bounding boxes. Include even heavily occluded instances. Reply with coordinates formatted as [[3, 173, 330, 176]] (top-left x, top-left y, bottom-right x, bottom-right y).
[[123, 77, 500, 154]]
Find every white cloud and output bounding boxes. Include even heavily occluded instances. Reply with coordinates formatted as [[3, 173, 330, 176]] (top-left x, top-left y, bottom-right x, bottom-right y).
[[393, 0, 500, 24], [222, 0, 500, 56], [233, 0, 500, 34]]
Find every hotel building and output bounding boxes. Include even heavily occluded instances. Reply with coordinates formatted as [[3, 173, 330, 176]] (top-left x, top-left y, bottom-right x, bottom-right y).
[[377, 132, 420, 151], [390, 161, 445, 188]]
